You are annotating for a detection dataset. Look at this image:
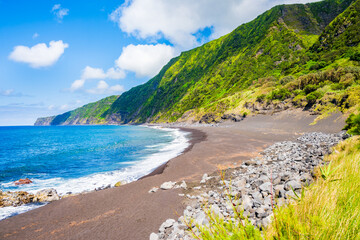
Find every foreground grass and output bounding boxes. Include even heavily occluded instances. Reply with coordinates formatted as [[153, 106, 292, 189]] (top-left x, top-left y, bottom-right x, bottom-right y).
[[265, 136, 360, 240], [191, 136, 360, 239]]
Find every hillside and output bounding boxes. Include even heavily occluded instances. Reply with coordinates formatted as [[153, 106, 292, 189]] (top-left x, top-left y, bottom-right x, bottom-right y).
[[34, 95, 119, 125], [35, 0, 360, 126]]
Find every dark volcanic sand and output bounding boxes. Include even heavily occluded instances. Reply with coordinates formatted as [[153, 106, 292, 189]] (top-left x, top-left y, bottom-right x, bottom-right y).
[[0, 110, 345, 240]]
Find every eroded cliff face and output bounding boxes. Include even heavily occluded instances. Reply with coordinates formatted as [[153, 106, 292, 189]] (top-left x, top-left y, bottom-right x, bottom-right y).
[[34, 116, 55, 126]]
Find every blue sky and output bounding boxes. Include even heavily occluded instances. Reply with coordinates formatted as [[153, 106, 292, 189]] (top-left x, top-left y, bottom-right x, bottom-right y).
[[0, 0, 317, 125]]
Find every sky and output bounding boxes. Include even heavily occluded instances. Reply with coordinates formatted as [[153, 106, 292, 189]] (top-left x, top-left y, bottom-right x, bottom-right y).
[[0, 0, 318, 126]]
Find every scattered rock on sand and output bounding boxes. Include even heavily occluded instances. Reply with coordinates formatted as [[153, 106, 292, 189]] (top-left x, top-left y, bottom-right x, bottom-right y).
[[149, 187, 159, 193], [160, 181, 176, 190], [150, 232, 159, 240], [180, 181, 187, 189]]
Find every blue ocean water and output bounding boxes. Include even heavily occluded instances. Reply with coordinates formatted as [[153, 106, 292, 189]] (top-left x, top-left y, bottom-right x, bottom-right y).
[[0, 125, 189, 219]]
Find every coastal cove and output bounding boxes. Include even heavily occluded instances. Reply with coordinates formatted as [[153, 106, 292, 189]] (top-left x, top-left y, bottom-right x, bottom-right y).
[[0, 110, 345, 240], [0, 125, 190, 220]]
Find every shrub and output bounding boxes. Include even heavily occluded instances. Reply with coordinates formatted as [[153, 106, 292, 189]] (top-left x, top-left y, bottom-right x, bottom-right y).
[[306, 91, 322, 104], [330, 83, 345, 90], [256, 94, 266, 102], [350, 52, 360, 61], [309, 61, 327, 71], [279, 75, 294, 85], [267, 88, 292, 101], [293, 89, 304, 96], [303, 84, 318, 94], [344, 112, 360, 135]]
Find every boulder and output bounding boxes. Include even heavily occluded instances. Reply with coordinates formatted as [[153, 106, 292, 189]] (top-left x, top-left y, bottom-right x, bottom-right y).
[[274, 185, 285, 198], [285, 180, 301, 191], [149, 233, 159, 240], [242, 195, 253, 211], [34, 188, 60, 202], [114, 181, 123, 187], [180, 181, 187, 189], [160, 181, 176, 190], [259, 182, 272, 193], [14, 178, 33, 185]]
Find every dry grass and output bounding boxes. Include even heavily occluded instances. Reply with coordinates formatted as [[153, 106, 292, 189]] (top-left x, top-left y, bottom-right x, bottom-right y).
[[265, 136, 360, 240]]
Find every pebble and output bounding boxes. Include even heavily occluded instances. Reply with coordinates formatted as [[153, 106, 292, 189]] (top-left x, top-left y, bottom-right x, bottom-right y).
[[151, 131, 347, 239]]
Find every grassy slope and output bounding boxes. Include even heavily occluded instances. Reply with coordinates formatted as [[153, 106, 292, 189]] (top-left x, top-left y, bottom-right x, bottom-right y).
[[36, 0, 359, 125], [36, 95, 119, 125], [102, 0, 356, 124]]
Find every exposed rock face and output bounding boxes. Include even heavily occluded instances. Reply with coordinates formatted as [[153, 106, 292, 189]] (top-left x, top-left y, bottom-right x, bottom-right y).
[[221, 114, 245, 122], [34, 116, 55, 126], [151, 131, 349, 239]]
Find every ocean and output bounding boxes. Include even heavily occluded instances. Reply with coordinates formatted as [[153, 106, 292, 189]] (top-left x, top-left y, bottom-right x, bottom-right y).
[[0, 125, 189, 220]]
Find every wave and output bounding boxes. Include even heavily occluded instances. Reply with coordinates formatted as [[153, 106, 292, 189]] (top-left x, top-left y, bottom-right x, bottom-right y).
[[0, 126, 190, 220]]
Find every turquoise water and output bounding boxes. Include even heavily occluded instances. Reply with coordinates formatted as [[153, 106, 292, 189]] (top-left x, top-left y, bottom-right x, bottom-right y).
[[0, 125, 189, 219]]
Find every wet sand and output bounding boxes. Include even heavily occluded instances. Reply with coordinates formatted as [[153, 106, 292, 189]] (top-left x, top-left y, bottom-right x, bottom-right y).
[[0, 110, 345, 240]]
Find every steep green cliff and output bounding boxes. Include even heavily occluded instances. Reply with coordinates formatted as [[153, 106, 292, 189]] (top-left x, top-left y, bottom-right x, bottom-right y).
[[34, 95, 119, 125], [35, 0, 360, 125]]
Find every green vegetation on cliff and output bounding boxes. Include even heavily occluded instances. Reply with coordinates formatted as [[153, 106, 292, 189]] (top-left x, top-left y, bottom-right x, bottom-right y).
[[35, 0, 360, 125], [34, 95, 119, 125]]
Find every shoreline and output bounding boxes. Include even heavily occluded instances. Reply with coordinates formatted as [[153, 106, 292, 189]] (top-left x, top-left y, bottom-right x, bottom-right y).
[[0, 125, 195, 220], [139, 127, 207, 180], [0, 110, 346, 240]]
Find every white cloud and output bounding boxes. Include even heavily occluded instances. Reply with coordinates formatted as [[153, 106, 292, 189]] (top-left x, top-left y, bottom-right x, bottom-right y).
[[115, 44, 175, 77], [51, 4, 69, 22], [81, 66, 107, 80], [9, 40, 69, 68], [52, 4, 61, 11], [110, 0, 319, 49], [86, 80, 125, 95], [106, 67, 126, 79], [70, 79, 85, 91], [81, 66, 125, 80], [32, 33, 39, 39]]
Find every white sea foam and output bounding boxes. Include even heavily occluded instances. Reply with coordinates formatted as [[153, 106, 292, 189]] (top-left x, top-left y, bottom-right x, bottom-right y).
[[0, 203, 47, 221], [0, 127, 190, 220]]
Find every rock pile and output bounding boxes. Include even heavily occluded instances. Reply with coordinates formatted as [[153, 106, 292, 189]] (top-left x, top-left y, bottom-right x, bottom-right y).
[[150, 131, 348, 240], [0, 188, 60, 208]]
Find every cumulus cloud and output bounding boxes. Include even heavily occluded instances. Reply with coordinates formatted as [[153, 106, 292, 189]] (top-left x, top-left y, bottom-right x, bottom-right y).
[[70, 66, 126, 93], [86, 80, 125, 95], [81, 66, 107, 80], [115, 44, 175, 77], [70, 79, 86, 91], [9, 40, 69, 68], [81, 66, 125, 80], [51, 4, 69, 22], [106, 67, 126, 79], [110, 0, 319, 49]]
